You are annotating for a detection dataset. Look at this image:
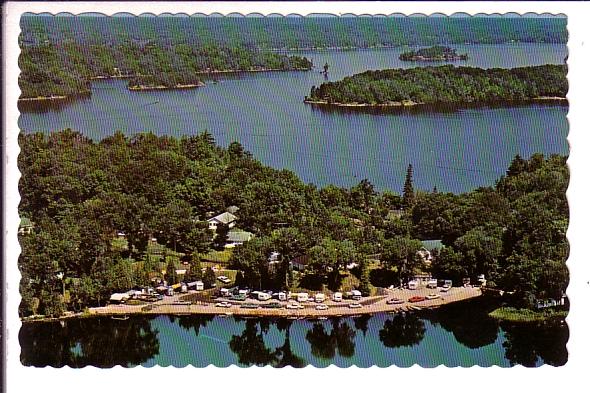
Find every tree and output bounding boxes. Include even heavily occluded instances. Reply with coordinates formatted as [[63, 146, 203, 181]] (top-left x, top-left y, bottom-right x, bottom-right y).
[[213, 222, 230, 250], [185, 253, 203, 282], [165, 259, 177, 285], [203, 267, 216, 289], [381, 237, 423, 284], [358, 259, 371, 296], [402, 164, 415, 210]]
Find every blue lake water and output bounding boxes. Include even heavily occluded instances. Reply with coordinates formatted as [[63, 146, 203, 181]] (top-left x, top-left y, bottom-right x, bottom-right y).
[[19, 299, 568, 368], [18, 43, 568, 194]]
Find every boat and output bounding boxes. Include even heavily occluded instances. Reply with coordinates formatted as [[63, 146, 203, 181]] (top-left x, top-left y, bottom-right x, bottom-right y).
[[111, 315, 129, 321]]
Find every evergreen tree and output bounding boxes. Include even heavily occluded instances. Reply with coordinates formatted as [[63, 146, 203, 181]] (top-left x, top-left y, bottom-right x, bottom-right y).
[[165, 259, 177, 285], [358, 259, 371, 296], [203, 267, 217, 289], [402, 164, 415, 209]]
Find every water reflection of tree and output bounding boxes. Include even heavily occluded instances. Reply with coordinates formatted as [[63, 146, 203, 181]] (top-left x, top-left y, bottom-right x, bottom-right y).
[[305, 318, 356, 359], [20, 317, 160, 367], [502, 320, 568, 367], [274, 319, 305, 368], [229, 319, 277, 366], [431, 300, 499, 349], [378, 313, 425, 348], [177, 314, 214, 336], [353, 314, 371, 336]]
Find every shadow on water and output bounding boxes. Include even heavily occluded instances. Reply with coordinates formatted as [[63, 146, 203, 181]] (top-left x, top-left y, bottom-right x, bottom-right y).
[[308, 99, 568, 117], [501, 320, 569, 367], [18, 94, 92, 114], [19, 316, 160, 367]]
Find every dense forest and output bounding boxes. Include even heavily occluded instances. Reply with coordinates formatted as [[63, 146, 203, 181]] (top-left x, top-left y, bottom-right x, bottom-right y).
[[20, 14, 567, 49], [19, 130, 568, 317], [306, 64, 567, 106], [399, 46, 468, 61], [18, 42, 312, 98]]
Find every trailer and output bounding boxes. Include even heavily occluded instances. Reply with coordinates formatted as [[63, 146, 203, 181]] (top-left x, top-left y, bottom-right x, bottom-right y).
[[332, 292, 343, 302], [408, 280, 419, 290], [427, 279, 438, 289], [314, 293, 326, 303], [351, 290, 362, 301], [297, 292, 309, 302]]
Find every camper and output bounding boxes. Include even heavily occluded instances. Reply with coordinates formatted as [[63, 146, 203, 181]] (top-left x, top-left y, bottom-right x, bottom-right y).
[[195, 281, 204, 291], [166, 287, 174, 296], [351, 290, 362, 301], [332, 292, 343, 302], [180, 283, 188, 293], [427, 279, 438, 289], [408, 280, 419, 290], [297, 292, 309, 302], [314, 293, 326, 303], [278, 292, 287, 301], [220, 288, 230, 297], [257, 292, 272, 301]]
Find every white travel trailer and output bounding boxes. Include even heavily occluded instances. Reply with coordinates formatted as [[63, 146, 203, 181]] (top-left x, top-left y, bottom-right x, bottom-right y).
[[297, 292, 309, 302], [195, 281, 204, 291], [427, 279, 438, 289], [278, 292, 287, 301], [408, 280, 419, 290], [314, 293, 326, 303], [332, 292, 343, 302], [220, 288, 230, 297]]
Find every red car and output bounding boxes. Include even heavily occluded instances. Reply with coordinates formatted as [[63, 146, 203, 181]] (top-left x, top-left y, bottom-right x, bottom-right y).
[[409, 296, 426, 303]]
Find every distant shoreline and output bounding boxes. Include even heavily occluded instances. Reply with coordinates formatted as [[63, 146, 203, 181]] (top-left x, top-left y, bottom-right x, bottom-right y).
[[128, 82, 206, 91]]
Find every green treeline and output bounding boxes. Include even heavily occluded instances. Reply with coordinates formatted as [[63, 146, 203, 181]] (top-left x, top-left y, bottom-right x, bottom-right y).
[[399, 46, 468, 61], [18, 43, 312, 98], [21, 15, 567, 49], [307, 64, 567, 106], [19, 130, 568, 317]]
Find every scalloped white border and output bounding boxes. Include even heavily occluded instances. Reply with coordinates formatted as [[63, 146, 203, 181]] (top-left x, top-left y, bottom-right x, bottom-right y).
[[3, 2, 589, 393]]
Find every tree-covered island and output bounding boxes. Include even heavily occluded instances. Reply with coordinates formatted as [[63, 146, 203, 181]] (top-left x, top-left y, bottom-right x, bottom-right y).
[[18, 43, 313, 98], [305, 64, 567, 108], [19, 130, 567, 320], [399, 46, 468, 61]]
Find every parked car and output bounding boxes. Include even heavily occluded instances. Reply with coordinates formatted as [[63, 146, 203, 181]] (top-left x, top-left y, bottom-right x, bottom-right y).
[[240, 303, 259, 309], [426, 293, 441, 300], [386, 298, 404, 305], [440, 284, 451, 292], [217, 276, 231, 284], [409, 296, 426, 303], [315, 304, 329, 311], [286, 302, 304, 310], [349, 303, 362, 309], [215, 301, 232, 308], [263, 302, 283, 309]]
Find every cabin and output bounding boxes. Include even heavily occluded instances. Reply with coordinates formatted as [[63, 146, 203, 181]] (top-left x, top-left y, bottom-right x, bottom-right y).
[[290, 255, 311, 271], [207, 212, 237, 231], [224, 229, 254, 248]]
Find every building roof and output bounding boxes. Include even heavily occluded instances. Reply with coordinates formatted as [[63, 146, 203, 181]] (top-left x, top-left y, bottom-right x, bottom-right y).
[[227, 230, 254, 243], [291, 255, 311, 266], [421, 239, 443, 250], [207, 212, 237, 225], [20, 217, 33, 227]]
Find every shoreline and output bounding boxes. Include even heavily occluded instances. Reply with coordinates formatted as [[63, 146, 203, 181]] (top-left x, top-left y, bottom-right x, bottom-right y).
[[128, 82, 206, 91], [21, 286, 482, 323], [304, 96, 568, 109], [18, 95, 69, 102]]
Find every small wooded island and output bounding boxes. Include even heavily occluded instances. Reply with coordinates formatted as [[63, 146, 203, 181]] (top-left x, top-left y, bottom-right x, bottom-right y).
[[18, 43, 313, 98], [305, 64, 567, 108], [399, 46, 468, 61]]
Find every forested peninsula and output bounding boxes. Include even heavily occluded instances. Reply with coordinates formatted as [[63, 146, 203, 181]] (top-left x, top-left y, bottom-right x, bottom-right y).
[[305, 64, 567, 107], [19, 130, 567, 318], [18, 43, 312, 99], [399, 46, 468, 61]]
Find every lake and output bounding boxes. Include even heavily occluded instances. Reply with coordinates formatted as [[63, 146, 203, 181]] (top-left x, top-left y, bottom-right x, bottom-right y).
[[18, 43, 568, 194], [19, 298, 568, 368]]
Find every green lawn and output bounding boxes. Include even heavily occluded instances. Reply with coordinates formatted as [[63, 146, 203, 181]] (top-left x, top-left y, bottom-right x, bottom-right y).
[[489, 307, 568, 323], [200, 249, 233, 264]]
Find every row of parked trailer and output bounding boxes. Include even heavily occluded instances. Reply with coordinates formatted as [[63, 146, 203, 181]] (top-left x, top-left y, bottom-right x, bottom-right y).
[[219, 288, 363, 303]]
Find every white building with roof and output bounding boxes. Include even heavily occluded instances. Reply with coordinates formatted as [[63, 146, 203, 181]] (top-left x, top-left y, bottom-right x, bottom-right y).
[[207, 211, 237, 231]]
